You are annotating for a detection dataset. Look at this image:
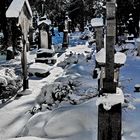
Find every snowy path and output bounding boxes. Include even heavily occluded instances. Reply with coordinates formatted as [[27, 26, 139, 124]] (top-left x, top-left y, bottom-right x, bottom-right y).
[[0, 44, 95, 139], [0, 50, 66, 139]]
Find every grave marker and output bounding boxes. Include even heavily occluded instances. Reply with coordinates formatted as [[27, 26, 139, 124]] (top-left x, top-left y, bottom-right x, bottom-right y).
[[98, 1, 122, 140], [62, 13, 69, 48]]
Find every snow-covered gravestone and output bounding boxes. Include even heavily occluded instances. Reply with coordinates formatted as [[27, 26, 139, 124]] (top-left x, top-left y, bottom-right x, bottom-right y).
[[38, 17, 52, 49], [37, 17, 57, 64]]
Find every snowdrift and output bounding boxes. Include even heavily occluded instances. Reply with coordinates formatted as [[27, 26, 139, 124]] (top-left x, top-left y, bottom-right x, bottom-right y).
[[20, 98, 98, 140]]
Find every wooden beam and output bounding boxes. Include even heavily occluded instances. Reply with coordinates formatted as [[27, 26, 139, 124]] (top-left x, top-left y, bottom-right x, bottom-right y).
[[103, 1, 116, 93]]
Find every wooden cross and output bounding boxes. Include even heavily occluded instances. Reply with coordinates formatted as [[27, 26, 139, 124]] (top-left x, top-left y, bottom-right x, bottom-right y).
[[98, 1, 122, 140]]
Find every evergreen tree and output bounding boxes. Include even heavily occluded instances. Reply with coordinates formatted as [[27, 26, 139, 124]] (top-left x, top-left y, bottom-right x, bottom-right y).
[[0, 0, 12, 47]]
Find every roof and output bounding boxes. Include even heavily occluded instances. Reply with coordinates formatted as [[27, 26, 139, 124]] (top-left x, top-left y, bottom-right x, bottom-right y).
[[6, 0, 32, 18]]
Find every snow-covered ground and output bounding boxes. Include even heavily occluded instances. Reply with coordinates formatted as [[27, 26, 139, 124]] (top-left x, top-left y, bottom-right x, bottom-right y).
[[0, 29, 140, 140]]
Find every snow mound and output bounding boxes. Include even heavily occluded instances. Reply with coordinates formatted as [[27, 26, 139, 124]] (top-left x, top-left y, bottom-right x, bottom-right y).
[[8, 137, 46, 140], [28, 63, 52, 75], [21, 99, 97, 140]]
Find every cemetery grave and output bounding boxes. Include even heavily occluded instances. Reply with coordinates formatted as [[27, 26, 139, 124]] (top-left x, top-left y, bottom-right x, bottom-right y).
[[0, 0, 140, 140]]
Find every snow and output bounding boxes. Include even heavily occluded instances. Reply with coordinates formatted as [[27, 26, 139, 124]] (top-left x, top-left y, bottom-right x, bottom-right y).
[[91, 18, 104, 27], [19, 98, 98, 140], [9, 137, 45, 140], [37, 48, 54, 54], [96, 87, 124, 110], [135, 84, 140, 88], [7, 47, 13, 51], [38, 19, 51, 26], [95, 48, 127, 65], [28, 63, 52, 74], [6, 0, 32, 18], [18, 89, 32, 95], [0, 76, 8, 86], [1, 28, 140, 140], [136, 38, 140, 42], [0, 68, 18, 82]]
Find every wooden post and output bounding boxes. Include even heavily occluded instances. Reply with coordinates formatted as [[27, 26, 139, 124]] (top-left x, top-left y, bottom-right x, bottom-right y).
[[21, 35, 29, 90], [103, 1, 116, 93], [93, 26, 104, 79], [96, 27, 104, 52], [98, 1, 122, 140]]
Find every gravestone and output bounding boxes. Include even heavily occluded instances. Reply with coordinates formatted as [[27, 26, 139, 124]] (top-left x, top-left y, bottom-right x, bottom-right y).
[[62, 13, 69, 48], [38, 20, 51, 49], [36, 18, 57, 64], [40, 30, 49, 49]]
